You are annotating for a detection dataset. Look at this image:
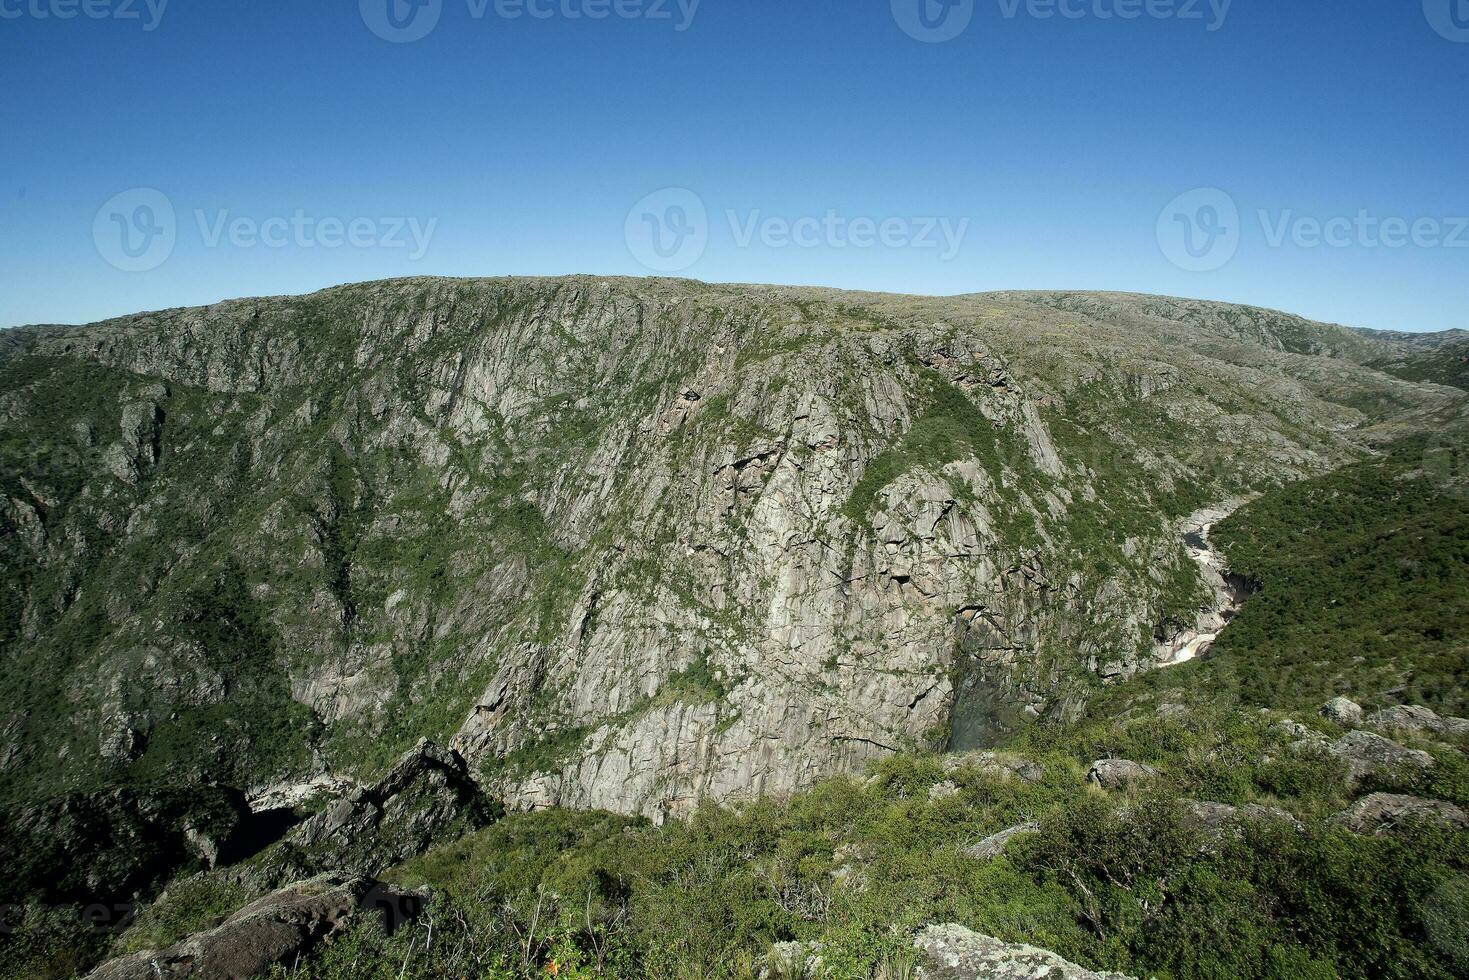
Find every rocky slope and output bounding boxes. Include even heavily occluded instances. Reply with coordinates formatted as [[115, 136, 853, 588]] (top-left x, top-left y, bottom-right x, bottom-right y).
[[1, 277, 1461, 834]]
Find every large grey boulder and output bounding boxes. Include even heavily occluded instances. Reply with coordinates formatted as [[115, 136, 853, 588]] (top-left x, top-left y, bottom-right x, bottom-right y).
[[1327, 730, 1435, 784], [85, 873, 423, 980], [914, 923, 1136, 979], [1333, 793, 1469, 836], [1366, 705, 1469, 738], [1087, 759, 1160, 791], [1320, 697, 1364, 725], [1183, 800, 1302, 838]]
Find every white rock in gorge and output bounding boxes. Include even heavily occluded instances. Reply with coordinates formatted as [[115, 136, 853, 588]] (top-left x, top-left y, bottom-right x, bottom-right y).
[[0, 277, 1458, 823]]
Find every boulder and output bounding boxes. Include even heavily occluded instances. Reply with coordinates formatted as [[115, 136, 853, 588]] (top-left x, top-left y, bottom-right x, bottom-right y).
[[1366, 705, 1469, 738], [941, 751, 1044, 784], [1332, 793, 1469, 836], [928, 781, 961, 801], [1183, 800, 1302, 838], [1320, 697, 1364, 725], [913, 923, 1136, 979], [962, 822, 1039, 861], [1327, 730, 1435, 784], [85, 873, 424, 980], [760, 940, 823, 979], [1086, 759, 1160, 791]]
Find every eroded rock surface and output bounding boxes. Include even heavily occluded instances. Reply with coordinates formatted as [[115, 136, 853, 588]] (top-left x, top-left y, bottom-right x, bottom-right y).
[[914, 923, 1136, 979], [84, 873, 422, 980], [1333, 793, 1469, 836], [1087, 758, 1160, 791], [245, 739, 498, 888], [1326, 731, 1435, 784], [962, 822, 1040, 861]]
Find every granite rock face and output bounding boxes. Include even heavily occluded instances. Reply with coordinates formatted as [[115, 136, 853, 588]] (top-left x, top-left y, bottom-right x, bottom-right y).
[[1, 278, 1457, 826]]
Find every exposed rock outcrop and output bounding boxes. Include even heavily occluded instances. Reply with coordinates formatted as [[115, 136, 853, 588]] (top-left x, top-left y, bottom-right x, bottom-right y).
[[913, 923, 1136, 979], [1087, 759, 1160, 791], [244, 740, 498, 889], [1366, 705, 1469, 739], [1325, 731, 1435, 784], [962, 822, 1040, 861], [84, 873, 423, 980], [1183, 800, 1302, 838], [941, 751, 1044, 784], [1320, 697, 1364, 726], [1332, 793, 1469, 836]]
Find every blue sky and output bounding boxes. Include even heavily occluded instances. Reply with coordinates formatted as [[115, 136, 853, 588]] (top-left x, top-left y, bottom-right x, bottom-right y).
[[1, 0, 1465, 331]]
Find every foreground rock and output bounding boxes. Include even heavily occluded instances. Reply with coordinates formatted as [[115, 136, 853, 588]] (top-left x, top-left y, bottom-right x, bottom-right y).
[[1326, 731, 1435, 784], [1087, 759, 1160, 791], [1183, 800, 1302, 838], [942, 751, 1044, 784], [963, 823, 1040, 861], [245, 740, 499, 889], [914, 923, 1135, 979], [1320, 697, 1364, 725], [1332, 794, 1469, 836], [85, 873, 423, 980], [1366, 705, 1469, 739]]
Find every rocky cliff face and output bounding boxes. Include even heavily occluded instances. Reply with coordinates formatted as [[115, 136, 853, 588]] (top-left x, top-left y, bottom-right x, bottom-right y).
[[1, 278, 1458, 823]]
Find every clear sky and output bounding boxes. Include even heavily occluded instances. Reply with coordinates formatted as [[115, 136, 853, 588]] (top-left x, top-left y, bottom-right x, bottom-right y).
[[1, 0, 1465, 331]]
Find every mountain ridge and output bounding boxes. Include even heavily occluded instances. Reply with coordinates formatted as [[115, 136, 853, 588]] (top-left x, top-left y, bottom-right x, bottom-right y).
[[1, 275, 1463, 824]]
